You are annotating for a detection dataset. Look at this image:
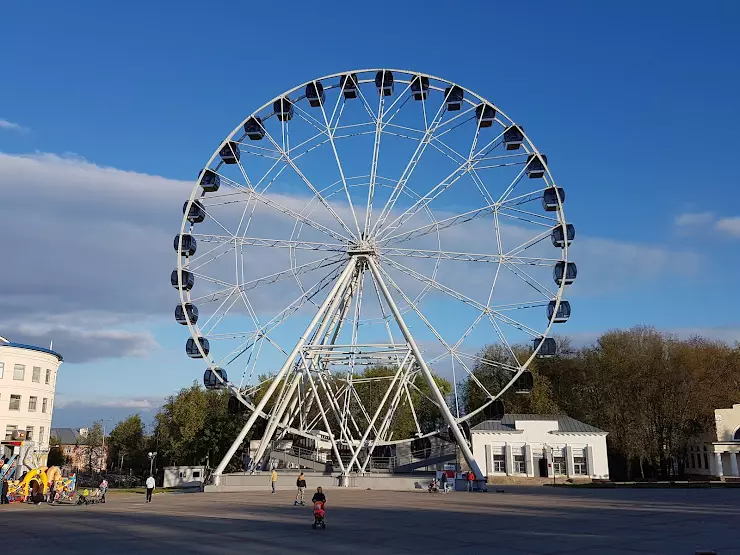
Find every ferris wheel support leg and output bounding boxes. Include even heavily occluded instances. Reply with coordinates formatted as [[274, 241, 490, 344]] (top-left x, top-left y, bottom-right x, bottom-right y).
[[251, 372, 303, 467], [211, 259, 358, 484], [249, 260, 358, 472], [364, 256, 485, 481]]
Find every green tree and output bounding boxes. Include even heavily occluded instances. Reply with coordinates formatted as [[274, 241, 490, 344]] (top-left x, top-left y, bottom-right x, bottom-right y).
[[153, 382, 246, 472], [77, 421, 105, 474], [108, 414, 147, 474], [460, 343, 560, 423], [47, 435, 67, 467]]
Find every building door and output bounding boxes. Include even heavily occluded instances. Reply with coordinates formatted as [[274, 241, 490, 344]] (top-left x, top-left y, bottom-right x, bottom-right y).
[[538, 457, 548, 477]]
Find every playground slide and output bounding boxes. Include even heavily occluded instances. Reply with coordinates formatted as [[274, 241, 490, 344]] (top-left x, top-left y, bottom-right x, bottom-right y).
[[0, 454, 18, 480]]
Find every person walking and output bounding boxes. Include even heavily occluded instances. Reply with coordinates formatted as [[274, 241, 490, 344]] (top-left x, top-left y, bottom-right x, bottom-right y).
[[270, 468, 278, 494], [1, 478, 9, 504], [294, 472, 307, 505], [99, 478, 109, 503], [440, 471, 449, 494], [466, 470, 475, 492], [145, 475, 155, 503]]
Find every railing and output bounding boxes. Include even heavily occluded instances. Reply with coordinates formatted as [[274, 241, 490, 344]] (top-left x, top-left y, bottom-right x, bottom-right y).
[[263, 441, 457, 474]]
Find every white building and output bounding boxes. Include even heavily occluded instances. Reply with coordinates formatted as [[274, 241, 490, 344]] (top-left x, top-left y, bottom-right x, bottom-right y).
[[471, 414, 609, 481], [686, 403, 740, 479], [164, 466, 206, 488], [0, 336, 63, 463]]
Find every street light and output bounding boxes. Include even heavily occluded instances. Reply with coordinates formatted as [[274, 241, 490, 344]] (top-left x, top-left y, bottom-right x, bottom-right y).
[[101, 417, 113, 473], [148, 451, 157, 477]]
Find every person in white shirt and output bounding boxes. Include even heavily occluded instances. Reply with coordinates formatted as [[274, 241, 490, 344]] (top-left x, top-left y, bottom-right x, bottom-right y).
[[145, 476, 155, 503]]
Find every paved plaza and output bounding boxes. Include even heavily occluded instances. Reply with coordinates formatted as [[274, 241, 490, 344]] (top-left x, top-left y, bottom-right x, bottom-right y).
[[2, 486, 739, 554]]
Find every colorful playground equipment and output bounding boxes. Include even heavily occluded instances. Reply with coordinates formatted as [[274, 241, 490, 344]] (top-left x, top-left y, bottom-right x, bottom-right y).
[[4, 465, 77, 503], [1, 437, 77, 503]]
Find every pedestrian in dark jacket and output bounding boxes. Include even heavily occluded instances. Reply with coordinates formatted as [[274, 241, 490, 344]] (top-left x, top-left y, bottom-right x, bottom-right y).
[[294, 472, 307, 506]]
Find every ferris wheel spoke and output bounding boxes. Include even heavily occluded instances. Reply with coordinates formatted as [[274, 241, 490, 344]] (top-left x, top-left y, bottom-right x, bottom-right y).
[[381, 203, 494, 245], [212, 170, 350, 243], [191, 234, 347, 252], [257, 126, 358, 240], [375, 133, 504, 241], [383, 257, 490, 314], [497, 206, 560, 228], [363, 85, 385, 238], [371, 95, 449, 237], [187, 240, 235, 271], [489, 313, 524, 370], [494, 158, 534, 206], [313, 80, 363, 238], [489, 310, 542, 339], [380, 246, 559, 266], [374, 262, 466, 376], [233, 142, 283, 160], [503, 261, 557, 299], [189, 256, 344, 307], [200, 290, 243, 336], [504, 228, 553, 258], [222, 264, 345, 366]]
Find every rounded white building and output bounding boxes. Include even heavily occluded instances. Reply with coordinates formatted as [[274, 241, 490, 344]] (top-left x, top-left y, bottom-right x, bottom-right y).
[[0, 336, 63, 459]]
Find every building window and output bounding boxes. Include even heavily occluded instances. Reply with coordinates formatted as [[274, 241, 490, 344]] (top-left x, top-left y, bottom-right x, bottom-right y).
[[493, 453, 506, 473], [704, 452, 709, 469], [28, 396, 38, 411], [9, 394, 21, 411], [514, 455, 526, 474], [26, 426, 34, 441], [46, 369, 51, 385], [0, 361, 4, 378], [691, 453, 696, 469], [13, 364, 25, 381], [553, 456, 566, 475], [42, 398, 48, 413], [5, 425, 17, 440], [193, 471, 201, 478], [32, 366, 41, 383], [574, 457, 588, 475], [39, 426, 45, 444]]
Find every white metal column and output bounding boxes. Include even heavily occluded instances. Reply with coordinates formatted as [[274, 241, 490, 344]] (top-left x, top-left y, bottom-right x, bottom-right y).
[[365, 256, 484, 480], [212, 259, 357, 483]]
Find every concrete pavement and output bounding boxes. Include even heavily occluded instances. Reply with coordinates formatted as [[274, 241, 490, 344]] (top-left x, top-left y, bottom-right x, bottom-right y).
[[1, 486, 738, 554]]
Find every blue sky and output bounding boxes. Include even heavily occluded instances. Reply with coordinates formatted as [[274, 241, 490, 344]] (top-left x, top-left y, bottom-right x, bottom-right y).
[[1, 0, 739, 428]]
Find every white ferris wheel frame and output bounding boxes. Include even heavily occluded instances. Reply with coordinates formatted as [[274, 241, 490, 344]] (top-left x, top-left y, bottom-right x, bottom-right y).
[[175, 69, 571, 483]]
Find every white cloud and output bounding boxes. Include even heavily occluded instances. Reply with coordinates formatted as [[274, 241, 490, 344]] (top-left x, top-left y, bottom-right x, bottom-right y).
[[0, 119, 27, 132], [0, 151, 709, 366], [675, 211, 715, 226], [54, 395, 162, 410], [715, 217, 740, 238], [674, 211, 740, 239]]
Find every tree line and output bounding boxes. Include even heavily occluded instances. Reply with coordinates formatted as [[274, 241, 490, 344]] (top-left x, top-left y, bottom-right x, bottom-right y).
[[97, 325, 739, 481], [463, 326, 740, 480]]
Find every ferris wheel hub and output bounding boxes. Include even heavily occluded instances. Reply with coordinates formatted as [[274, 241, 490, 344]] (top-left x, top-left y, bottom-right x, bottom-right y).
[[347, 239, 377, 257]]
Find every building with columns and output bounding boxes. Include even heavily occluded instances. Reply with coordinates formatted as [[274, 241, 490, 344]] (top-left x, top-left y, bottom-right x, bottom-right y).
[[686, 403, 740, 479], [471, 414, 609, 481]]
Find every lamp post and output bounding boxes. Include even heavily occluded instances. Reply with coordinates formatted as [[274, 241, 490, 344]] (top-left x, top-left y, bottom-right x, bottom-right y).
[[101, 417, 113, 473], [148, 451, 157, 477]]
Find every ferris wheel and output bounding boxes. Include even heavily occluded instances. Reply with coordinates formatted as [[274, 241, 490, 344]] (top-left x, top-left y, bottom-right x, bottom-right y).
[[173, 69, 575, 482]]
